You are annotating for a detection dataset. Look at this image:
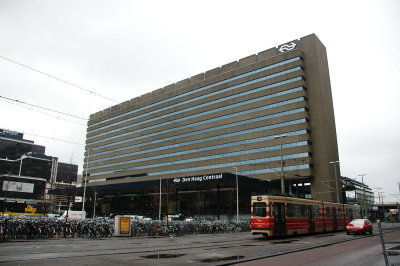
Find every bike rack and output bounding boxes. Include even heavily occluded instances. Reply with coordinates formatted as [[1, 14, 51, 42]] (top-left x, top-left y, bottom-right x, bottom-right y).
[[377, 220, 400, 266]]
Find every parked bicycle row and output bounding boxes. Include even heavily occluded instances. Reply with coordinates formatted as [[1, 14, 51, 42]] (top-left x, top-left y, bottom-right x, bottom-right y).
[[1, 215, 250, 240], [0, 216, 114, 240], [130, 220, 250, 237]]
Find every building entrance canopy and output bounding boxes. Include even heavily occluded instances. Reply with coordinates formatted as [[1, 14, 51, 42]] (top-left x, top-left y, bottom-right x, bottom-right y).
[[48, 173, 268, 197]]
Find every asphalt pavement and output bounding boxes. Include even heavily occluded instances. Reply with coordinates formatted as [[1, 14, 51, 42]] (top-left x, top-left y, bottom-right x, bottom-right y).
[[0, 222, 398, 266]]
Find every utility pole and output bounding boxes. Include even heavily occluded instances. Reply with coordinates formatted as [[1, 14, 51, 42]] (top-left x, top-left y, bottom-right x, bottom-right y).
[[233, 167, 239, 222], [159, 178, 161, 221], [82, 148, 91, 217], [274, 134, 287, 195], [359, 174, 367, 218], [329, 161, 340, 203]]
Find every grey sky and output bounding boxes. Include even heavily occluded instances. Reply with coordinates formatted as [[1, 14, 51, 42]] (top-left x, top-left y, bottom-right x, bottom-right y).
[[1, 0, 399, 202]]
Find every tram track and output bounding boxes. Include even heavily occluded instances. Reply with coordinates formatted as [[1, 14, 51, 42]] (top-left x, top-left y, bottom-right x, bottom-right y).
[[1, 226, 398, 265], [0, 235, 261, 264]]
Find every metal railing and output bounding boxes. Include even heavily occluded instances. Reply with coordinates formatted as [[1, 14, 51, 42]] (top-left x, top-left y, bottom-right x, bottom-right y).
[[377, 220, 400, 266]]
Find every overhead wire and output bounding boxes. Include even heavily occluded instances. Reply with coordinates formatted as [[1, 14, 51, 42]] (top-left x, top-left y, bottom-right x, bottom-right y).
[[23, 132, 85, 146], [0, 56, 110, 149], [0, 55, 120, 103], [0, 95, 88, 121], [0, 97, 87, 126]]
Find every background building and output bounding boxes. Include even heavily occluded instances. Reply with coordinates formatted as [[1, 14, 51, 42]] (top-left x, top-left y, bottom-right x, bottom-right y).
[[342, 176, 374, 217], [0, 128, 78, 214], [82, 34, 341, 218]]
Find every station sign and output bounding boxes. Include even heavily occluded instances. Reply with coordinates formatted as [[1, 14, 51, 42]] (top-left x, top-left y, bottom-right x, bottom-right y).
[[278, 41, 298, 53], [173, 173, 223, 184]]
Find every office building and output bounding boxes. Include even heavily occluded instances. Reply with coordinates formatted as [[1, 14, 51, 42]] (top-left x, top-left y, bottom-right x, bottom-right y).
[[0, 128, 78, 214], [84, 34, 341, 218]]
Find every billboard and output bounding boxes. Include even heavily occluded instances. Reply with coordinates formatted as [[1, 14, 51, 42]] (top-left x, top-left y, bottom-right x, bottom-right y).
[[2, 181, 34, 193], [1, 128, 23, 140]]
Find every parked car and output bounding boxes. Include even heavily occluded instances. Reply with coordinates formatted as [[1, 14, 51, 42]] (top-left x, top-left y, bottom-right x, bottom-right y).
[[346, 219, 373, 235]]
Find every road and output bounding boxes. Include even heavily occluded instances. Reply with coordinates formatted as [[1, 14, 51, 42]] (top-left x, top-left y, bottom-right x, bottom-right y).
[[0, 223, 399, 265], [239, 231, 400, 266]]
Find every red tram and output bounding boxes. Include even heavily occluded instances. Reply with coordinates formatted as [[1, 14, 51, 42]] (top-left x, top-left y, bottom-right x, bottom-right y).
[[251, 195, 361, 237]]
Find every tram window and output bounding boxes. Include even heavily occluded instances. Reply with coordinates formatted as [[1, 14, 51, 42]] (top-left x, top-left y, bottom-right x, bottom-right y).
[[253, 202, 267, 217], [314, 206, 320, 218], [300, 205, 307, 217], [347, 209, 353, 219], [326, 207, 331, 218], [338, 208, 342, 218], [294, 204, 301, 217], [289, 203, 300, 217], [287, 203, 295, 217]]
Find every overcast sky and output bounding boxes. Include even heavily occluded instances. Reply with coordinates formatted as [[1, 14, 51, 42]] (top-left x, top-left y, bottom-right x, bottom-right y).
[[1, 0, 399, 203]]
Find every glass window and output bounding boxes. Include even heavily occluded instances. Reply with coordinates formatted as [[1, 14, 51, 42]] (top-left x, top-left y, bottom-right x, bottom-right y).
[[326, 207, 331, 218], [287, 203, 295, 217], [314, 205, 320, 218], [253, 202, 267, 217], [300, 205, 307, 217]]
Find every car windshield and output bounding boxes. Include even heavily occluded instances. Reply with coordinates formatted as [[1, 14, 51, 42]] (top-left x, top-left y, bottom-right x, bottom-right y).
[[350, 220, 365, 225]]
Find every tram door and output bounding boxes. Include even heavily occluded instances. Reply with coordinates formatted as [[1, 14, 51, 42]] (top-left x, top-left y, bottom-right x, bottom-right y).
[[332, 207, 338, 230], [273, 202, 286, 235], [308, 205, 315, 232]]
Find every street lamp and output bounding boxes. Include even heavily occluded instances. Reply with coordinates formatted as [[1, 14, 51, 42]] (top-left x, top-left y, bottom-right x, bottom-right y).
[[274, 134, 287, 195], [329, 161, 340, 203], [159, 178, 162, 221], [359, 174, 367, 218], [82, 148, 91, 217], [233, 167, 239, 222]]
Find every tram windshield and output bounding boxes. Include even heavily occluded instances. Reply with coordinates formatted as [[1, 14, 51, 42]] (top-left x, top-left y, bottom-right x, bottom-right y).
[[253, 202, 267, 217]]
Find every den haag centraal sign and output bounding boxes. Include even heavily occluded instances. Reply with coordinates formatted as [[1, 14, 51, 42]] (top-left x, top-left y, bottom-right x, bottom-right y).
[[173, 174, 223, 184]]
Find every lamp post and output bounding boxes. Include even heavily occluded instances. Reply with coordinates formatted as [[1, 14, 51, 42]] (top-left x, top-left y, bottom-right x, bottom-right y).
[[82, 148, 91, 217], [359, 174, 367, 218], [233, 167, 239, 222], [159, 178, 161, 221], [274, 134, 287, 195], [329, 161, 340, 203]]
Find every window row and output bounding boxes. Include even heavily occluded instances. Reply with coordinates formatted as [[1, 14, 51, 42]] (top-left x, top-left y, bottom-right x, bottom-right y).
[[89, 103, 306, 158], [88, 140, 309, 171], [88, 65, 302, 138], [88, 84, 304, 148], [89, 57, 302, 129], [89, 80, 303, 157], [89, 154, 310, 181], [89, 128, 308, 165], [87, 116, 308, 164], [287, 204, 320, 218]]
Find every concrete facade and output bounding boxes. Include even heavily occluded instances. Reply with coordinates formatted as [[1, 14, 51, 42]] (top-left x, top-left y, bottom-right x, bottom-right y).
[[84, 34, 341, 203]]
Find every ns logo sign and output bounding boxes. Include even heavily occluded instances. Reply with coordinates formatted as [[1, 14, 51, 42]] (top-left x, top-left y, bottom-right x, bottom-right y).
[[278, 42, 297, 53]]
